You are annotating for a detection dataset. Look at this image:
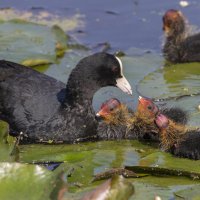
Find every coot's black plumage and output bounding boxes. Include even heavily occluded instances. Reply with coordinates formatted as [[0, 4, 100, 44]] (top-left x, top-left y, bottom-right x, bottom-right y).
[[161, 107, 188, 125], [162, 9, 200, 63], [0, 53, 132, 143], [170, 131, 200, 160]]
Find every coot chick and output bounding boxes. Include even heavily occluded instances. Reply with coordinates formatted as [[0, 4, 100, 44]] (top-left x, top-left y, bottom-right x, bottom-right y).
[[96, 98, 134, 140], [155, 114, 200, 160], [129, 96, 160, 141], [0, 53, 132, 144], [160, 107, 188, 125], [96, 97, 160, 141], [96, 97, 188, 141], [162, 9, 200, 63]]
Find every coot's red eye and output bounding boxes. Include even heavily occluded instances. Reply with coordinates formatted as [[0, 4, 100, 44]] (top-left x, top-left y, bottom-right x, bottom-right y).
[[112, 66, 118, 72]]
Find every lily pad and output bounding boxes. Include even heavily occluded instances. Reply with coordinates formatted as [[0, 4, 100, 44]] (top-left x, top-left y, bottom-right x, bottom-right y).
[[81, 176, 134, 200], [138, 62, 200, 99], [0, 162, 58, 200], [0, 20, 67, 67], [0, 8, 83, 32], [175, 185, 200, 199], [139, 151, 200, 174]]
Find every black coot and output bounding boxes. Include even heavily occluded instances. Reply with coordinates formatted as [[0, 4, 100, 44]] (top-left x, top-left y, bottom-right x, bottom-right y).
[[0, 53, 132, 143]]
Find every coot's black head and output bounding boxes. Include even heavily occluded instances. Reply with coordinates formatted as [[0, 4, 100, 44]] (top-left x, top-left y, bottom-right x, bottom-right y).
[[77, 53, 132, 95], [162, 9, 185, 37], [65, 53, 132, 106]]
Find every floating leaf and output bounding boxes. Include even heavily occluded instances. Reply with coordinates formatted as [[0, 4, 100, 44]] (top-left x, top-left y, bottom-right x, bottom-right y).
[[139, 152, 200, 174], [0, 8, 83, 32], [175, 185, 200, 199], [138, 62, 200, 99], [0, 20, 67, 67], [0, 162, 58, 200], [81, 176, 134, 200]]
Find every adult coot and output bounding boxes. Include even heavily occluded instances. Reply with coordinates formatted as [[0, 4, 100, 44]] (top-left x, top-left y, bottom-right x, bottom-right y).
[[162, 9, 200, 63], [0, 53, 132, 143], [155, 113, 200, 160]]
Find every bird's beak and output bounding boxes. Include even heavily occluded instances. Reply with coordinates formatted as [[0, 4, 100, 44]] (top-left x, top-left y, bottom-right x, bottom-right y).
[[138, 95, 142, 101], [95, 112, 104, 121], [116, 75, 132, 95]]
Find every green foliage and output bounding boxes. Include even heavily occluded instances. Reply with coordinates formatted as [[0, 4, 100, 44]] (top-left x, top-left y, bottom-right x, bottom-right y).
[[0, 162, 57, 200]]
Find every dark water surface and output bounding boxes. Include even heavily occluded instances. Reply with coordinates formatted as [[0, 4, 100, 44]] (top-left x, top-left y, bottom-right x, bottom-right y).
[[1, 0, 200, 52]]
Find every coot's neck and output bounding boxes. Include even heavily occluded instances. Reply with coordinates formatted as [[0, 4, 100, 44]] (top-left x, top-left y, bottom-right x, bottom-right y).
[[164, 30, 187, 62], [64, 63, 100, 108], [166, 33, 185, 45]]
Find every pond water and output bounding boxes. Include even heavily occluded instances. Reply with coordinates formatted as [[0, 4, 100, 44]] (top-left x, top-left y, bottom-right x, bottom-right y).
[[1, 0, 200, 199]]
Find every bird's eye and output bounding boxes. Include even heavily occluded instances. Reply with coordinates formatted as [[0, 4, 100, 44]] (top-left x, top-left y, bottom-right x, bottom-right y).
[[112, 66, 118, 73], [110, 108, 114, 111], [147, 105, 152, 110]]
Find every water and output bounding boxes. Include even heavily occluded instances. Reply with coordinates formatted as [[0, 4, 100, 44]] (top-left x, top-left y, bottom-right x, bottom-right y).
[[1, 1, 200, 199], [1, 0, 200, 52]]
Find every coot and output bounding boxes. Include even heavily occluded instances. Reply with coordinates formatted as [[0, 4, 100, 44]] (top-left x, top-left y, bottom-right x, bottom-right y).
[[0, 53, 132, 143], [162, 9, 200, 63], [96, 96, 188, 141], [96, 97, 160, 141], [96, 98, 134, 140], [155, 113, 200, 160]]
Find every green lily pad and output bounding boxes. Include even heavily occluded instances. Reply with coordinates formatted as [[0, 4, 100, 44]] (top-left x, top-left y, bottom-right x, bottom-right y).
[[138, 62, 200, 99], [0, 162, 59, 200], [0, 8, 83, 32], [81, 176, 134, 200], [0, 20, 67, 67], [139, 151, 200, 174], [175, 185, 200, 200]]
